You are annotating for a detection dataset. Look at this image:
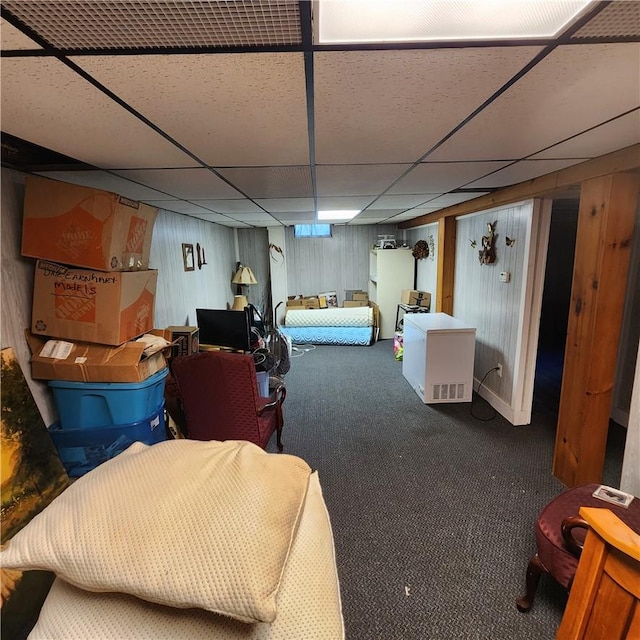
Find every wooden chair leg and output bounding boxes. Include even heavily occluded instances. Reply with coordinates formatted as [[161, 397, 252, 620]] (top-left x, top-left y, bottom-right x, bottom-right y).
[[516, 554, 547, 612]]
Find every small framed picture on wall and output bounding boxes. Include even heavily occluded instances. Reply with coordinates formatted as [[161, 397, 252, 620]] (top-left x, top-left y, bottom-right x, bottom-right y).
[[182, 243, 195, 272]]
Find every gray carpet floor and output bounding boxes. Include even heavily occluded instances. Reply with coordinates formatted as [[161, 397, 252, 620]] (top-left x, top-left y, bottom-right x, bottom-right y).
[[266, 340, 626, 640]]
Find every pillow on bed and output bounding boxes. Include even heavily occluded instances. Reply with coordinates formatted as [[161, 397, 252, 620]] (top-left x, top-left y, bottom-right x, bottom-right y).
[[28, 472, 345, 640], [0, 439, 311, 624]]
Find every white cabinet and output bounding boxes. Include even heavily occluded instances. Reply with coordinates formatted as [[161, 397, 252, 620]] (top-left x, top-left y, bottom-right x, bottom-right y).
[[368, 248, 414, 339], [402, 313, 476, 403]]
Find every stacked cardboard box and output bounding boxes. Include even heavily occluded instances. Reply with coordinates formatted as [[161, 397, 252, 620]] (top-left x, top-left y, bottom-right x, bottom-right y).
[[344, 290, 369, 308], [20, 176, 170, 475], [401, 289, 431, 309]]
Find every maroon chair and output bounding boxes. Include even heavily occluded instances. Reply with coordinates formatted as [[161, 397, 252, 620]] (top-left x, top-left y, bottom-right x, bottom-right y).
[[516, 483, 640, 612], [170, 350, 286, 451]]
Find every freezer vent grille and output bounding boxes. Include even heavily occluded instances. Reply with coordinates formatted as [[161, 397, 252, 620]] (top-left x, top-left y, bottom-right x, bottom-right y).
[[432, 383, 465, 401]]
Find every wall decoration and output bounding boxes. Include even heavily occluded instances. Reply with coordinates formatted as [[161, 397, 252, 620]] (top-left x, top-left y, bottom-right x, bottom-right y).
[[412, 239, 429, 260], [478, 221, 498, 265], [505, 236, 517, 247], [427, 234, 435, 260], [470, 239, 477, 249], [269, 243, 284, 264], [182, 243, 195, 272], [196, 243, 207, 269]]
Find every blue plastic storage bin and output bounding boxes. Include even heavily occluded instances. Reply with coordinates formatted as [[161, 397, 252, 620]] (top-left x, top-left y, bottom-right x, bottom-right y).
[[49, 367, 168, 429], [49, 403, 167, 477]]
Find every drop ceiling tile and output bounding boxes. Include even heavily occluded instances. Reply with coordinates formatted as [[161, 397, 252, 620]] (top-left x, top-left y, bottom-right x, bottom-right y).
[[388, 161, 512, 194], [1, 57, 197, 169], [144, 200, 217, 215], [275, 212, 317, 224], [356, 210, 405, 221], [73, 53, 310, 166], [429, 43, 640, 161], [402, 206, 442, 216], [316, 195, 376, 210], [316, 164, 412, 196], [530, 111, 640, 159], [368, 194, 437, 210], [185, 212, 238, 224], [36, 170, 170, 200], [225, 211, 280, 223], [216, 166, 312, 198], [418, 192, 490, 207], [350, 217, 391, 225], [466, 158, 585, 188], [193, 199, 265, 214], [1, 18, 42, 49], [254, 198, 315, 212], [112, 168, 241, 199], [314, 47, 542, 164]]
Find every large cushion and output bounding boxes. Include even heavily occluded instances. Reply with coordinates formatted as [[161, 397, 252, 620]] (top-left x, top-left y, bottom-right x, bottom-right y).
[[0, 439, 311, 624], [27, 472, 344, 639]]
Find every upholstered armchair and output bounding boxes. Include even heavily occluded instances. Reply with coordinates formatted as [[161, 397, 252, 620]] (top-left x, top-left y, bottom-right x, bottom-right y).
[[169, 350, 286, 451]]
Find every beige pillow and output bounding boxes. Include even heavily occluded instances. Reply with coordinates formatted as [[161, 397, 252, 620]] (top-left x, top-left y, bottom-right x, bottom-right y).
[[28, 472, 345, 640], [0, 440, 311, 624]]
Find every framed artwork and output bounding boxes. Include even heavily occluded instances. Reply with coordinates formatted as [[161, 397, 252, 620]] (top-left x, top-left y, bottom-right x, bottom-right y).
[[182, 243, 195, 272], [320, 291, 338, 308], [1, 348, 69, 639]]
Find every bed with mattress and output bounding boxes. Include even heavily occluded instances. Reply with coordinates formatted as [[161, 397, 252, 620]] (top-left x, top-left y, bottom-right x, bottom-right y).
[[1, 439, 345, 639], [280, 305, 376, 346]]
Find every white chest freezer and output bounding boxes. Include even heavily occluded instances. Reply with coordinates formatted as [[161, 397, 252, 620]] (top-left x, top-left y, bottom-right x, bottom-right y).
[[402, 313, 476, 403]]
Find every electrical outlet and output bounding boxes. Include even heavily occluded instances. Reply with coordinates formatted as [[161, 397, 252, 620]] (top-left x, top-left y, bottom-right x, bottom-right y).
[[496, 363, 503, 378]]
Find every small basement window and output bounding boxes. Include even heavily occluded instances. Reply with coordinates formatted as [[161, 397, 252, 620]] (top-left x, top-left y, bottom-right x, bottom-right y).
[[294, 224, 332, 238]]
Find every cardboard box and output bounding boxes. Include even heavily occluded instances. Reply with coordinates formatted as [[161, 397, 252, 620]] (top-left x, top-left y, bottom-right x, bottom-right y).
[[345, 289, 367, 301], [27, 332, 168, 383], [22, 175, 158, 271], [401, 290, 431, 309], [286, 296, 320, 309], [32, 261, 158, 346], [152, 326, 199, 359], [353, 292, 369, 302], [344, 300, 368, 308]]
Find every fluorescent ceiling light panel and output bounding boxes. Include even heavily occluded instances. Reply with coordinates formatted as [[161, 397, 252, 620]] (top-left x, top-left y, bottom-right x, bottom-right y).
[[316, 0, 594, 43], [317, 209, 361, 220]]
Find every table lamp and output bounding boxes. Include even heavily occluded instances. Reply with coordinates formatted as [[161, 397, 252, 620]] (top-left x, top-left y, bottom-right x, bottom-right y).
[[231, 264, 257, 310]]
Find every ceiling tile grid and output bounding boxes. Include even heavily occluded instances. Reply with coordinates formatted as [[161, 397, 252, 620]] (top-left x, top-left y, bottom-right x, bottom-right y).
[[1, 1, 638, 229], [428, 43, 640, 162], [72, 52, 310, 167], [313, 47, 543, 165]]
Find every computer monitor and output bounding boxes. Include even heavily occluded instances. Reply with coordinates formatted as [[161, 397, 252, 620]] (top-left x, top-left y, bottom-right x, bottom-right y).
[[196, 308, 251, 353]]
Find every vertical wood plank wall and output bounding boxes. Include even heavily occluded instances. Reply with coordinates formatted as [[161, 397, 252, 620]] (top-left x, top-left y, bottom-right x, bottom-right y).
[[453, 201, 535, 409], [553, 172, 640, 486], [284, 224, 399, 305], [406, 222, 439, 305], [237, 227, 270, 314]]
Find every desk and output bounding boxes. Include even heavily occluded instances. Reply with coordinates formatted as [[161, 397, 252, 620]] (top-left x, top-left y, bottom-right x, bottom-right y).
[[395, 304, 430, 332]]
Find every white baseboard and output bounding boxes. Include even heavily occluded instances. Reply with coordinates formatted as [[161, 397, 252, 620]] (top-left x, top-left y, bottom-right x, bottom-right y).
[[474, 379, 531, 426]]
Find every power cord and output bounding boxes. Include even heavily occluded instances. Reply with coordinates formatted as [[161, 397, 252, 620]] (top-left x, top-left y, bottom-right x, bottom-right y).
[[469, 366, 500, 421]]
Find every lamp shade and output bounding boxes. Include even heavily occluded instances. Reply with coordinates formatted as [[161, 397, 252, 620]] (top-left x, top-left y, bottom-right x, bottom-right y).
[[231, 295, 249, 311], [231, 266, 257, 285]]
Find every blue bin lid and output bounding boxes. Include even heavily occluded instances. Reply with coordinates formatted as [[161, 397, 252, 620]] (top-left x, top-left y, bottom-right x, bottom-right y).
[[48, 366, 168, 390]]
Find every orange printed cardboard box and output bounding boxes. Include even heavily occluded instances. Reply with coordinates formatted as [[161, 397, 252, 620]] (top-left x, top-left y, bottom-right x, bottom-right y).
[[32, 261, 158, 346], [21, 175, 158, 271]]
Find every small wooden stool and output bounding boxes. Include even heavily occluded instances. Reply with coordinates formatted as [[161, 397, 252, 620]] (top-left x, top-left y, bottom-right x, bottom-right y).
[[516, 483, 640, 612]]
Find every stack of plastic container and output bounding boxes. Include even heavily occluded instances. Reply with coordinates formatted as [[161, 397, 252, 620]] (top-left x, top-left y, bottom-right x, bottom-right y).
[[20, 175, 169, 476]]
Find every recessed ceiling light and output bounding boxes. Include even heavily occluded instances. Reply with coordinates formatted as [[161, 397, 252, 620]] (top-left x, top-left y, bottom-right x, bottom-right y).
[[316, 0, 595, 44], [317, 209, 361, 220]]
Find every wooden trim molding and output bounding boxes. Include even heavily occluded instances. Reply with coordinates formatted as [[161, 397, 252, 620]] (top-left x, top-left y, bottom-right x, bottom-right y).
[[436, 216, 455, 314]]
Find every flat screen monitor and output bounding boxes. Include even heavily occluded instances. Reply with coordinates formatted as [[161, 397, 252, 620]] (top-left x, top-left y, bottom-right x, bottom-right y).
[[196, 308, 251, 353]]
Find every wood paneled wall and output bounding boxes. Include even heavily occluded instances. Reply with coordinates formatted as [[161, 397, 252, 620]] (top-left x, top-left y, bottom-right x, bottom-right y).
[[284, 224, 400, 305], [237, 227, 270, 317], [406, 223, 438, 305], [149, 211, 236, 328], [454, 202, 535, 409]]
